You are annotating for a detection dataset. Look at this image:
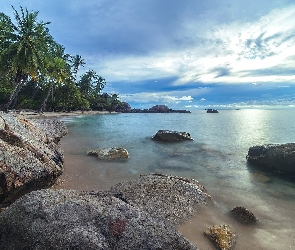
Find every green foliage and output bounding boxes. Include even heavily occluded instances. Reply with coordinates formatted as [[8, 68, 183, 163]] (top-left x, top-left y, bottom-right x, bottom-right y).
[[77, 70, 106, 98], [90, 93, 125, 111], [52, 82, 90, 112], [0, 6, 129, 112]]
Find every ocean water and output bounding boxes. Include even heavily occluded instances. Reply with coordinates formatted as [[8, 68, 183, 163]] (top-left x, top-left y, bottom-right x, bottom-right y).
[[59, 109, 295, 249]]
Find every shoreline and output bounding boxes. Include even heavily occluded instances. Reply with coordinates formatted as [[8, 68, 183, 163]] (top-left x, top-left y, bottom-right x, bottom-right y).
[[10, 110, 118, 119]]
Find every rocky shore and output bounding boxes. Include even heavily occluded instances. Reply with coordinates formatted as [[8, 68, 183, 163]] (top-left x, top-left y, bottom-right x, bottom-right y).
[[0, 113, 212, 249], [0, 112, 67, 207], [0, 174, 212, 249], [1, 112, 292, 249]]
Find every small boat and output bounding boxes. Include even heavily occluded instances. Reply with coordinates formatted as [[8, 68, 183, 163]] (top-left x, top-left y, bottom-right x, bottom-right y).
[[206, 109, 219, 113]]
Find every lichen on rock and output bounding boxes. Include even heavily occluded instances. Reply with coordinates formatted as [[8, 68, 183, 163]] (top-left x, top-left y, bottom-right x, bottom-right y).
[[204, 224, 237, 250]]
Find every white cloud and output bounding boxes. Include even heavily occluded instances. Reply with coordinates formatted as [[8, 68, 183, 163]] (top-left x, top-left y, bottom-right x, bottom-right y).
[[89, 5, 295, 88], [120, 92, 193, 104]]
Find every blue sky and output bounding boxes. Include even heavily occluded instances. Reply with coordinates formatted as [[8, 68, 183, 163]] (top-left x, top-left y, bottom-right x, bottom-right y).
[[1, 0, 295, 109]]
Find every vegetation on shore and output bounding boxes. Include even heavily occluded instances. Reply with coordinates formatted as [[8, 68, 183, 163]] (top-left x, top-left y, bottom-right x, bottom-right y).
[[0, 6, 129, 112]]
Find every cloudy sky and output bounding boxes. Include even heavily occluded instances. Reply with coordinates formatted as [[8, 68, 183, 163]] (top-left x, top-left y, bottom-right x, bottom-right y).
[[1, 0, 295, 109]]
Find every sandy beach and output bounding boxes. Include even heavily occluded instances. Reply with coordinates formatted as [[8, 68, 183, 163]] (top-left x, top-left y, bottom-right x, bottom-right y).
[[10, 110, 116, 119]]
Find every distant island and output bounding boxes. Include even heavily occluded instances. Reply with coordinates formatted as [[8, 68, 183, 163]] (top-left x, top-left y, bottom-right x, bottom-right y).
[[206, 109, 219, 113], [122, 105, 191, 113]]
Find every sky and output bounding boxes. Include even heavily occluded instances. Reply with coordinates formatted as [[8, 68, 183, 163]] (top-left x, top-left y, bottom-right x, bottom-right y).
[[1, 0, 295, 109]]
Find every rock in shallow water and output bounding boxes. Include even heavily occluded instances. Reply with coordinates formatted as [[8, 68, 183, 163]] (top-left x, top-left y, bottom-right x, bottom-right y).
[[247, 143, 295, 174], [0, 189, 198, 250], [87, 147, 129, 160], [0, 112, 66, 207], [230, 206, 258, 224], [204, 224, 237, 250], [151, 130, 193, 142]]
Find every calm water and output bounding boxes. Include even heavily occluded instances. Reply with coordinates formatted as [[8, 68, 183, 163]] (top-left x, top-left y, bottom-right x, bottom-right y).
[[59, 109, 295, 249]]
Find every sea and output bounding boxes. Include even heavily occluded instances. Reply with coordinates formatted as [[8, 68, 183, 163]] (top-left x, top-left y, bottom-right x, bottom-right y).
[[58, 109, 295, 250]]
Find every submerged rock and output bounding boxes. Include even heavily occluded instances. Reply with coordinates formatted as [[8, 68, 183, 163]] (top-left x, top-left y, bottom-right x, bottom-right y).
[[0, 112, 66, 207], [204, 224, 237, 250], [152, 130, 193, 142], [230, 206, 258, 224], [0, 189, 198, 250], [87, 147, 129, 160], [110, 173, 212, 225], [246, 143, 295, 174]]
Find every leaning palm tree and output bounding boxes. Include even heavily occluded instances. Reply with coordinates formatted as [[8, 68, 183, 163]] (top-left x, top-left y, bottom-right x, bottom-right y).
[[39, 56, 70, 113], [0, 6, 57, 112]]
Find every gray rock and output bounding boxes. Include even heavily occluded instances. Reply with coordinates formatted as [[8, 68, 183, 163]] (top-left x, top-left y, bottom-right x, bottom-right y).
[[0, 112, 66, 207], [30, 119, 68, 143], [110, 173, 212, 225], [152, 130, 193, 142], [0, 189, 198, 250], [87, 147, 129, 160], [246, 143, 295, 174]]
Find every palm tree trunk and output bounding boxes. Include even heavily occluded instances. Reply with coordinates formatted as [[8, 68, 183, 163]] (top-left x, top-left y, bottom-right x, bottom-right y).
[[4, 71, 27, 112], [4, 81, 23, 112], [39, 81, 54, 113]]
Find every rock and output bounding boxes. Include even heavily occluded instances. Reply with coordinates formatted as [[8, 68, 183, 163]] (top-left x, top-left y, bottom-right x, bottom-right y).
[[0, 189, 198, 250], [110, 173, 212, 225], [87, 147, 129, 160], [206, 109, 219, 113], [0, 112, 66, 207], [246, 143, 295, 174], [230, 206, 258, 224], [152, 130, 193, 142], [204, 224, 237, 250], [29, 119, 68, 143]]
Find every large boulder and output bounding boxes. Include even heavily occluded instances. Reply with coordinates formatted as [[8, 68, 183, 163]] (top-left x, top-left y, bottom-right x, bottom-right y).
[[0, 112, 67, 207], [152, 130, 193, 142], [246, 143, 295, 174], [0, 189, 198, 250], [87, 147, 129, 160], [110, 173, 212, 225]]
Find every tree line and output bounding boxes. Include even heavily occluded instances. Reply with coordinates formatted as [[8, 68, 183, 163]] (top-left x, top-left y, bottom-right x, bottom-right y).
[[0, 6, 130, 112]]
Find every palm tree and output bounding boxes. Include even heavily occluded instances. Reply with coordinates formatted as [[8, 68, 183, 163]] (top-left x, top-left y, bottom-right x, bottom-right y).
[[69, 54, 85, 80], [77, 70, 106, 99], [0, 6, 57, 111], [39, 56, 70, 113]]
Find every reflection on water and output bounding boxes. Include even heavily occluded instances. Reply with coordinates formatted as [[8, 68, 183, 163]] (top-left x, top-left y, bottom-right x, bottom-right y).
[[59, 110, 295, 249]]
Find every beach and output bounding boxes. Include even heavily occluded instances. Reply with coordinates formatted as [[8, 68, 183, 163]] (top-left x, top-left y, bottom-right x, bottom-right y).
[[12, 110, 116, 119], [5, 109, 294, 249]]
